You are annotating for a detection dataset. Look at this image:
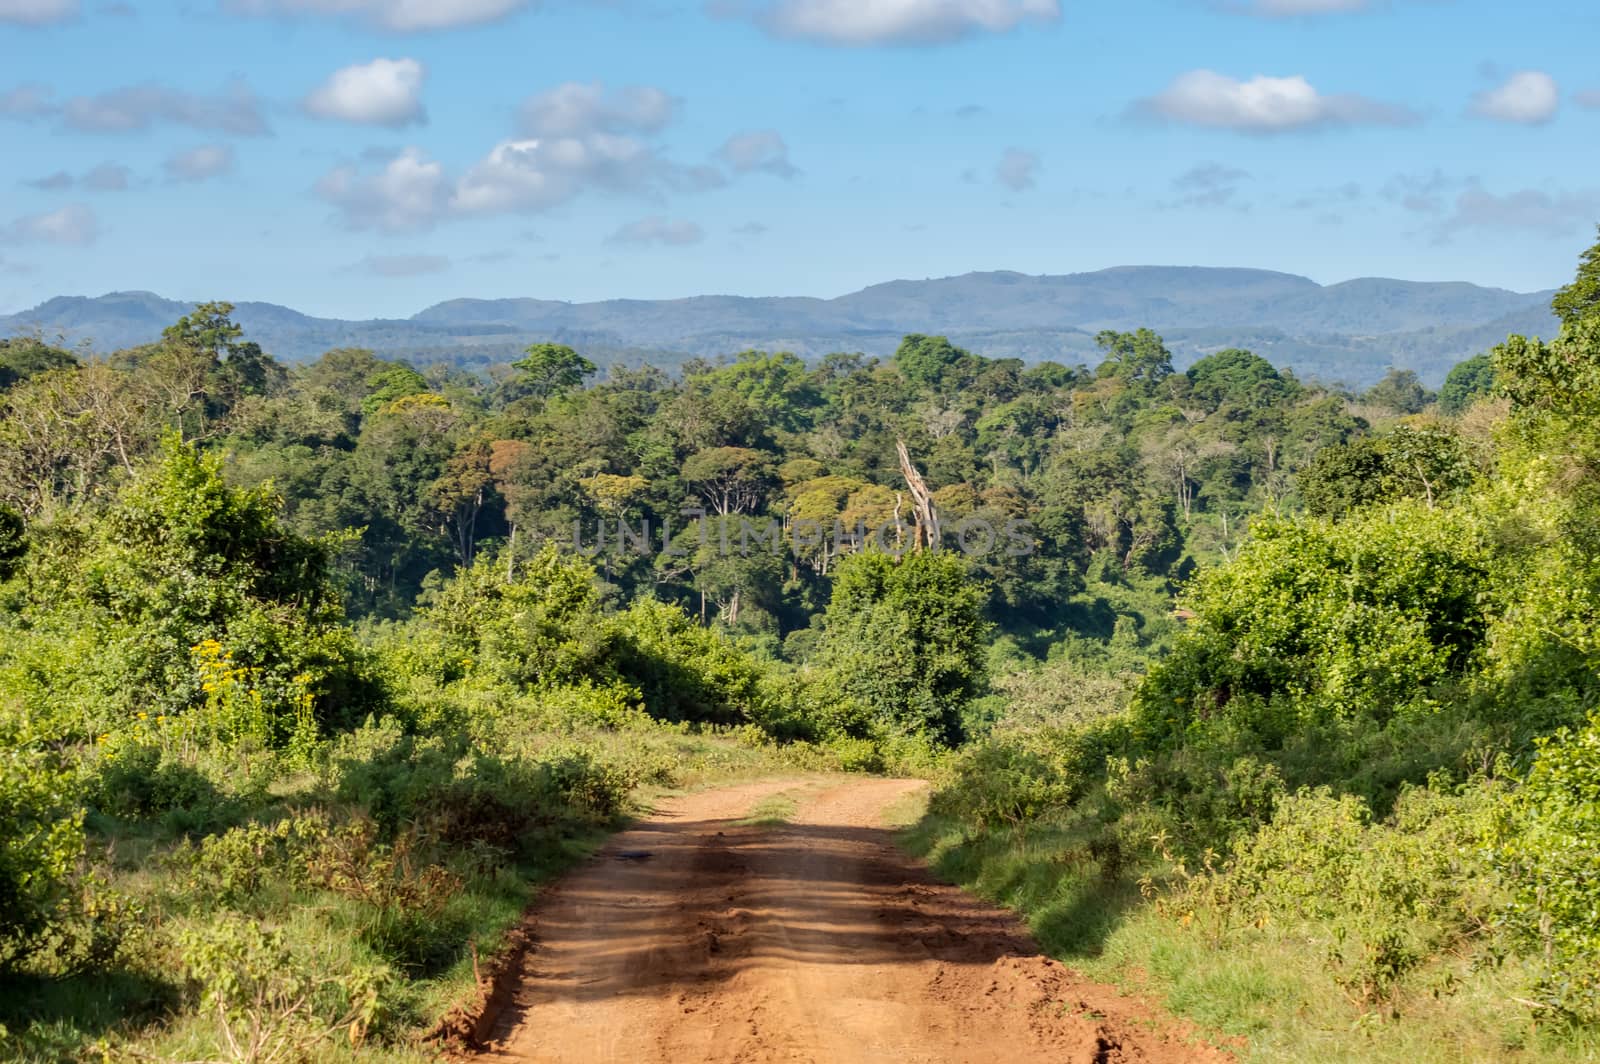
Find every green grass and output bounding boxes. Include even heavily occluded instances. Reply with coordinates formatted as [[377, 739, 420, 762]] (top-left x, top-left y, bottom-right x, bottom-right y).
[[900, 808, 1600, 1064], [739, 792, 802, 826], [0, 721, 834, 1063]]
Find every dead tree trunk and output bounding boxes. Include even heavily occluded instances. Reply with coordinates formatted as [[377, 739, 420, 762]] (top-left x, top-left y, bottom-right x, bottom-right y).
[[896, 439, 941, 551]]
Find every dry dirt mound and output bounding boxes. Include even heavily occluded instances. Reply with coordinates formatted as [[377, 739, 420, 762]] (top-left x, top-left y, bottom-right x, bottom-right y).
[[470, 776, 1232, 1064]]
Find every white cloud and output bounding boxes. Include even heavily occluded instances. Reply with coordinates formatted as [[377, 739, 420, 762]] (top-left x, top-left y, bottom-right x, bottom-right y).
[[519, 82, 676, 137], [716, 130, 798, 178], [1471, 71, 1559, 125], [2, 203, 100, 246], [0, 0, 77, 24], [352, 252, 450, 276], [304, 57, 426, 127], [607, 217, 704, 246], [994, 146, 1038, 191], [60, 82, 268, 135], [1437, 184, 1600, 238], [165, 144, 236, 182], [1137, 70, 1418, 132], [311, 84, 768, 233], [452, 134, 663, 215], [316, 146, 450, 232], [729, 0, 1060, 46], [1576, 89, 1600, 110], [226, 0, 527, 31]]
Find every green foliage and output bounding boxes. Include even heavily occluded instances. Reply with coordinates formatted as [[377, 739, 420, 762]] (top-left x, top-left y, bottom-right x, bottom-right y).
[[1094, 328, 1173, 386], [932, 727, 1098, 831], [177, 916, 394, 1056], [1139, 504, 1492, 736], [1551, 226, 1600, 329], [1362, 368, 1432, 415], [0, 337, 77, 390], [1437, 352, 1496, 415], [1185, 348, 1295, 410], [892, 334, 982, 394], [407, 546, 608, 690], [0, 435, 375, 744], [1183, 782, 1503, 1007], [0, 747, 84, 966], [1298, 425, 1474, 518], [509, 342, 597, 402], [1500, 712, 1600, 1022], [819, 550, 990, 746], [608, 597, 772, 728]]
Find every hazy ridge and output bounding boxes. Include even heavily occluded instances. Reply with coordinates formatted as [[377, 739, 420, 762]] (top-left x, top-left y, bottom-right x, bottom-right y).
[[1, 266, 1558, 386]]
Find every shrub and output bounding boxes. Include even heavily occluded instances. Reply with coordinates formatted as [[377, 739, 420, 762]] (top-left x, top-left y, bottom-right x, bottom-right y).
[[88, 740, 223, 820], [1500, 711, 1600, 1022], [0, 747, 85, 966], [178, 917, 394, 1058], [1181, 781, 1502, 1007], [608, 598, 771, 727], [932, 726, 1100, 831]]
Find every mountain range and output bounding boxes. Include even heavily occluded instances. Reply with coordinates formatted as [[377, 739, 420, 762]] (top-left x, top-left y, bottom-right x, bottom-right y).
[[0, 266, 1561, 387]]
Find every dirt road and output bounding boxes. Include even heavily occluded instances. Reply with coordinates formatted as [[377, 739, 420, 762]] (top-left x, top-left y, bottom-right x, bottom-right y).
[[476, 776, 1230, 1064]]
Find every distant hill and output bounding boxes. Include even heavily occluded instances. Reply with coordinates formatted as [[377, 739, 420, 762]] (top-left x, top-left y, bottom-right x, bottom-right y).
[[0, 267, 1560, 387]]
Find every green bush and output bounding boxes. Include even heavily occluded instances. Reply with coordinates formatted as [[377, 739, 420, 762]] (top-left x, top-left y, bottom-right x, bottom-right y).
[[933, 728, 1098, 831], [1182, 781, 1502, 1007], [87, 741, 224, 820], [1138, 504, 1492, 742], [0, 747, 85, 966], [1500, 711, 1600, 1022], [608, 597, 773, 727]]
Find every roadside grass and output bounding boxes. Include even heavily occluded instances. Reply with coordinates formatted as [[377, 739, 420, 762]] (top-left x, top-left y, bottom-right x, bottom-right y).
[[901, 807, 1600, 1064], [0, 721, 844, 1063]]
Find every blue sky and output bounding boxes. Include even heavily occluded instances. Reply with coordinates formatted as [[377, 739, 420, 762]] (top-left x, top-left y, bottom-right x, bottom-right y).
[[1, 0, 1597, 318]]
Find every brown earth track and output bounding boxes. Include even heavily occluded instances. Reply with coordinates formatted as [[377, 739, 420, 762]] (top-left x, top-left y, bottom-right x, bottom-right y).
[[475, 776, 1232, 1064]]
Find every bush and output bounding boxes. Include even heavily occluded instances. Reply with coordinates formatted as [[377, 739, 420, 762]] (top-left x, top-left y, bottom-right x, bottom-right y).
[[1181, 781, 1502, 1007], [0, 747, 85, 966], [1137, 504, 1492, 742], [178, 917, 394, 1056], [933, 725, 1102, 831], [609, 598, 772, 727], [88, 740, 224, 820], [1500, 711, 1600, 1022]]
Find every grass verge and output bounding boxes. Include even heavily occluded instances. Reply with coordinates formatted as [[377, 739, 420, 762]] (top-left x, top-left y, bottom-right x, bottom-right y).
[[900, 801, 1600, 1064]]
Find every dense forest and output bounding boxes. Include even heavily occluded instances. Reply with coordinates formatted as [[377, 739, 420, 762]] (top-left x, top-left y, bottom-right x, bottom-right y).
[[0, 231, 1596, 1061]]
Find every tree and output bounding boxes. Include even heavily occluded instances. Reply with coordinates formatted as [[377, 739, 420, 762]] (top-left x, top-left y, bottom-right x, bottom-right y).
[[819, 550, 990, 746], [893, 334, 981, 394], [510, 343, 597, 403], [1437, 353, 1495, 415], [0, 337, 77, 391], [682, 447, 777, 516], [1094, 329, 1173, 387], [1363, 367, 1431, 415], [1552, 226, 1600, 328], [1186, 348, 1291, 411]]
